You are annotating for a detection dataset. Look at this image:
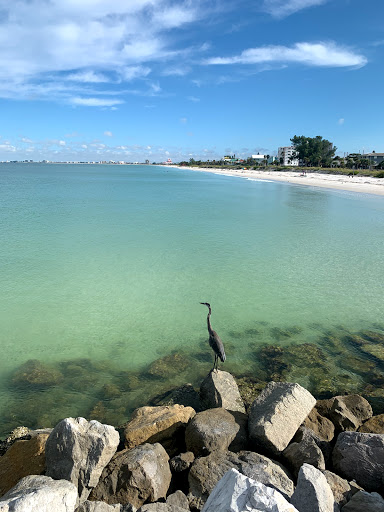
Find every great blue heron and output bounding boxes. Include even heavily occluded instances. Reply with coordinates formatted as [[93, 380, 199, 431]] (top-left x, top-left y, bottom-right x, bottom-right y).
[[200, 302, 226, 371]]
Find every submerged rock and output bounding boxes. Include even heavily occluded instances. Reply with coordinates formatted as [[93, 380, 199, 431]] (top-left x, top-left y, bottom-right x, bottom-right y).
[[146, 353, 190, 380], [12, 359, 63, 388], [149, 384, 201, 411], [235, 376, 266, 411]]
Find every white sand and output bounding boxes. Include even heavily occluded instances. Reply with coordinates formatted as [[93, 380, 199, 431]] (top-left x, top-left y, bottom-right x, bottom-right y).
[[170, 166, 384, 196]]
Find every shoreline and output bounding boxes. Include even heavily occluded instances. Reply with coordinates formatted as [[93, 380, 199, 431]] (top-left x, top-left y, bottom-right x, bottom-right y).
[[170, 166, 384, 197]]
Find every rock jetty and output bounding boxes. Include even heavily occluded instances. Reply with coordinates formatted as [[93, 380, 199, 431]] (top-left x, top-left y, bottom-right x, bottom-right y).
[[1, 370, 384, 512]]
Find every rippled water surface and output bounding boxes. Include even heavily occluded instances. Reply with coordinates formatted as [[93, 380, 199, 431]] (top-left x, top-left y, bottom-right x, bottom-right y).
[[1, 163, 383, 435]]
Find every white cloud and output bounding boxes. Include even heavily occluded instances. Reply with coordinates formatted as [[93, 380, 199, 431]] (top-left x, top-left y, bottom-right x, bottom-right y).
[[66, 71, 110, 83], [187, 96, 200, 102], [59, 140, 66, 146], [263, 0, 329, 18], [119, 66, 151, 81], [104, 131, 113, 137], [205, 42, 367, 68], [0, 0, 204, 102], [180, 117, 187, 124], [21, 137, 33, 143], [70, 97, 124, 107], [338, 118, 345, 125]]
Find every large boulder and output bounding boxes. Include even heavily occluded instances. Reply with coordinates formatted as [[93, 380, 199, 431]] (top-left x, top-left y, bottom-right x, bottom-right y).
[[185, 408, 247, 456], [0, 431, 50, 497], [358, 414, 384, 434], [283, 434, 325, 477], [248, 382, 316, 455], [0, 475, 77, 512], [76, 502, 136, 511], [332, 431, 384, 492], [201, 469, 298, 512], [341, 490, 384, 511], [166, 490, 190, 510], [45, 417, 119, 504], [123, 405, 195, 456], [200, 371, 245, 413], [328, 395, 372, 431], [89, 443, 171, 509], [138, 505, 186, 512], [322, 471, 351, 510], [291, 464, 335, 512], [188, 450, 294, 509], [12, 359, 63, 388], [303, 408, 335, 441]]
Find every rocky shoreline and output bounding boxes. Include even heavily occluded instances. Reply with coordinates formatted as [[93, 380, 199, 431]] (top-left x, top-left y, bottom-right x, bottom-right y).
[[1, 370, 384, 511]]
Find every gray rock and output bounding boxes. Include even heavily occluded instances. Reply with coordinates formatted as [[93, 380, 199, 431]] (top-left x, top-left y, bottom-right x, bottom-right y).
[[248, 382, 316, 454], [185, 408, 247, 456], [322, 471, 351, 510], [291, 464, 335, 512], [201, 468, 298, 512], [45, 417, 119, 504], [89, 443, 171, 509], [283, 435, 325, 477], [0, 475, 77, 512], [332, 431, 384, 491], [138, 505, 186, 512], [200, 371, 246, 413], [76, 501, 137, 512], [169, 452, 195, 473], [166, 490, 190, 510], [329, 395, 373, 431], [188, 449, 294, 508], [341, 490, 384, 512]]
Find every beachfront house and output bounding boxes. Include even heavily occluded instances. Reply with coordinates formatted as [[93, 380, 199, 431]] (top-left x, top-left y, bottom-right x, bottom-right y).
[[277, 146, 299, 166], [251, 154, 266, 163], [361, 151, 384, 166]]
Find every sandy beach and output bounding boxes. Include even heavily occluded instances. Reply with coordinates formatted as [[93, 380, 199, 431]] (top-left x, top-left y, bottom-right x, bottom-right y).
[[172, 166, 384, 196]]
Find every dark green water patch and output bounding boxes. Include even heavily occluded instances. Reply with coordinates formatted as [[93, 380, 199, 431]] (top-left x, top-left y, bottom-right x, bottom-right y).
[[1, 323, 384, 438]]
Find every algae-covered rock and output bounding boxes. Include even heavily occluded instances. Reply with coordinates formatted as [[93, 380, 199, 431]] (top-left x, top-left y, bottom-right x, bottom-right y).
[[12, 359, 63, 388], [235, 377, 266, 411], [270, 326, 302, 341], [360, 330, 384, 344], [149, 384, 201, 411], [146, 353, 190, 379], [285, 343, 327, 369], [258, 345, 291, 381]]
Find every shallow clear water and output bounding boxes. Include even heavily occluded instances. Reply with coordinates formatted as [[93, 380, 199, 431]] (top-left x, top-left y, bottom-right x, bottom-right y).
[[1, 163, 384, 435]]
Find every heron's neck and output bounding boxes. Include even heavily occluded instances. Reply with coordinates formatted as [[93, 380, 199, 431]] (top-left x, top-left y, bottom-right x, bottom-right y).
[[207, 310, 213, 333]]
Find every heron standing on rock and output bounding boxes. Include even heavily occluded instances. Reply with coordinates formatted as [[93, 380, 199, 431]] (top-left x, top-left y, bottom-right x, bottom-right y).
[[200, 302, 226, 371]]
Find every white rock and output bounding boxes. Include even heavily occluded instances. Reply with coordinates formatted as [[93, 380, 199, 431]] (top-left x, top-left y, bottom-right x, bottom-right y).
[[0, 475, 77, 512], [291, 464, 335, 512], [45, 417, 120, 504], [201, 468, 298, 512], [248, 382, 316, 454], [200, 370, 246, 413]]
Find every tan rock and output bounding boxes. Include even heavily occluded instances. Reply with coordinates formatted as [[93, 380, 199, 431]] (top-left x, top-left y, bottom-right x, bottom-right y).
[[358, 414, 384, 433], [0, 432, 49, 497], [123, 405, 195, 454], [303, 408, 335, 441]]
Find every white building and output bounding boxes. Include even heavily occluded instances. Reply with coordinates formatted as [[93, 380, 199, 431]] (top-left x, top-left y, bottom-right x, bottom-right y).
[[251, 154, 266, 162], [278, 147, 299, 166]]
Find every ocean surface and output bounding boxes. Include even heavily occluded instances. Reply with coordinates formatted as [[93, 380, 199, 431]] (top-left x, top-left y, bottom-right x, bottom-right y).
[[1, 163, 384, 435]]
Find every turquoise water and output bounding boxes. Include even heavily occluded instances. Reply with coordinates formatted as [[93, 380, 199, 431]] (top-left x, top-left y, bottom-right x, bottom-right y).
[[1, 163, 384, 434]]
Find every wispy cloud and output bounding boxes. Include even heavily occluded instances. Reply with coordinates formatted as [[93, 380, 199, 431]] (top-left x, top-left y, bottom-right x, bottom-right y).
[[205, 42, 367, 68], [338, 118, 345, 125], [70, 97, 124, 107], [187, 96, 200, 102], [65, 71, 110, 83], [104, 131, 113, 137], [263, 0, 329, 18]]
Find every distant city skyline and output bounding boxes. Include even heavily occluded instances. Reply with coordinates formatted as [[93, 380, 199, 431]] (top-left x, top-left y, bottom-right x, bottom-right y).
[[0, 0, 383, 162]]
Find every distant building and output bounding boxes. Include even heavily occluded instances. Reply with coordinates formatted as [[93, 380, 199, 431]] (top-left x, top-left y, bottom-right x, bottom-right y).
[[277, 147, 299, 166], [361, 151, 384, 166], [163, 158, 172, 164], [252, 154, 266, 162], [223, 154, 239, 163]]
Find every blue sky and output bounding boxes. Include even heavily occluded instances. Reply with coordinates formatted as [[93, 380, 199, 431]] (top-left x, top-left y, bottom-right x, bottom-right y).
[[0, 0, 383, 162]]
